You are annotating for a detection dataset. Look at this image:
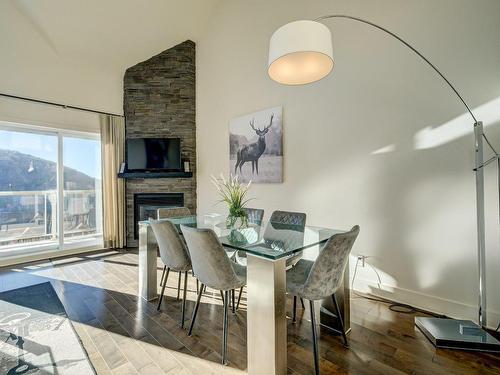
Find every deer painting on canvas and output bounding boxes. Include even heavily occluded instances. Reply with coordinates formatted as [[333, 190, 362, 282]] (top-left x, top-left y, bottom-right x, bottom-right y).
[[229, 106, 283, 183]]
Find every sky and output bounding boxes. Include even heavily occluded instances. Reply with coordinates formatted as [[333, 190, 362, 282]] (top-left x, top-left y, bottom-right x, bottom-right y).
[[0, 129, 101, 178]]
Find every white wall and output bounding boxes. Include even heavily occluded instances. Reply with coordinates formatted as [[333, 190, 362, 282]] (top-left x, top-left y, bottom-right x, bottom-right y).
[[197, 0, 500, 327]]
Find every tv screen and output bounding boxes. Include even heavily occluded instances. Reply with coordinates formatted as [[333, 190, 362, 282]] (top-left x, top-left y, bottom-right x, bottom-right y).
[[127, 138, 181, 171]]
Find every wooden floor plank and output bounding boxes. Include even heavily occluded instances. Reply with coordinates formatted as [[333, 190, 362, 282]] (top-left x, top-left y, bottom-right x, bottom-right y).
[[1, 249, 499, 374]]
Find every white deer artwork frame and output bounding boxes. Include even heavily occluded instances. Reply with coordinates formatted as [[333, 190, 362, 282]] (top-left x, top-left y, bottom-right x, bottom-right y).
[[229, 106, 283, 183]]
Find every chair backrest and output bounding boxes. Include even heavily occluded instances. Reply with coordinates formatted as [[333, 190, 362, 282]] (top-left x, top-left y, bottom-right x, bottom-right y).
[[181, 225, 242, 291], [264, 210, 306, 249], [157, 207, 191, 219], [243, 207, 264, 226], [150, 219, 191, 271], [269, 210, 306, 226], [303, 225, 360, 300]]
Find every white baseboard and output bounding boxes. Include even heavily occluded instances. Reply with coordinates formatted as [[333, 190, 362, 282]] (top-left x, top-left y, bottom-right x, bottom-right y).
[[0, 245, 105, 268], [353, 277, 500, 331]]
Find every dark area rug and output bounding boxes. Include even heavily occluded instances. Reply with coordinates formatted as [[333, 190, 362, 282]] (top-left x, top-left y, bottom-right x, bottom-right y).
[[0, 282, 95, 374]]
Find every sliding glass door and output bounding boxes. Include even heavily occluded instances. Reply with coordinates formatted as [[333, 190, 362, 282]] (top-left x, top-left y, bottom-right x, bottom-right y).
[[0, 122, 102, 258], [62, 135, 102, 249], [0, 128, 59, 253]]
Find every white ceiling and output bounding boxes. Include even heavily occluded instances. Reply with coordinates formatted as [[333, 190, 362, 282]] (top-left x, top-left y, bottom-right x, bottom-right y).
[[7, 0, 220, 72]]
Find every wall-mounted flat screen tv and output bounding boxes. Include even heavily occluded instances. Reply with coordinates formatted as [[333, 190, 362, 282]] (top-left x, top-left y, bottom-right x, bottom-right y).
[[127, 138, 181, 171]]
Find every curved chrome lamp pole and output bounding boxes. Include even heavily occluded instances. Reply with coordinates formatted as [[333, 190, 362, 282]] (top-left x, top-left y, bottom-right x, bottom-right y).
[[315, 14, 497, 329], [268, 15, 499, 330]]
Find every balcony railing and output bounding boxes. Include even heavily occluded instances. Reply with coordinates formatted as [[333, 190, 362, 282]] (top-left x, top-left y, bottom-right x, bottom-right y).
[[0, 189, 101, 249]]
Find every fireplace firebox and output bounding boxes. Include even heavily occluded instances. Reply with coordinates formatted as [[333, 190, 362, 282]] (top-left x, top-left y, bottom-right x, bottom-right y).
[[133, 193, 184, 239]]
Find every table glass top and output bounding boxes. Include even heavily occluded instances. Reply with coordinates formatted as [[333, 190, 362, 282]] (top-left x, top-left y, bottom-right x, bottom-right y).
[[140, 215, 345, 260]]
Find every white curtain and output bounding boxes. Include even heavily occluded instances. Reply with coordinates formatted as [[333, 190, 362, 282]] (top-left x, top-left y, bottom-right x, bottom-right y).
[[100, 115, 126, 248]]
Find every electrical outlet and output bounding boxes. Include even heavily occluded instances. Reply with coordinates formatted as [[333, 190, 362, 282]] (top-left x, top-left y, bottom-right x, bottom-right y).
[[357, 255, 367, 267]]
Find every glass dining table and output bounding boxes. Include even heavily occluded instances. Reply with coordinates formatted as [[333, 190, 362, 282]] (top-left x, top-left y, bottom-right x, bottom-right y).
[[138, 215, 349, 375]]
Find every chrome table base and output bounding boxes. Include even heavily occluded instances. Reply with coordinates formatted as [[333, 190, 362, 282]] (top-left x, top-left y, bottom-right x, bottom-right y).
[[247, 254, 287, 375], [139, 223, 158, 301]]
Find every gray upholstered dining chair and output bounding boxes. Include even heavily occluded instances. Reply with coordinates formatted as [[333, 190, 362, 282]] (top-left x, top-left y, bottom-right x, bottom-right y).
[[243, 207, 264, 226], [268, 210, 306, 227], [286, 225, 360, 375], [236, 209, 305, 267], [157, 207, 191, 300], [260, 210, 308, 310], [265, 210, 306, 268], [235, 209, 306, 307], [149, 219, 192, 328], [180, 224, 246, 365]]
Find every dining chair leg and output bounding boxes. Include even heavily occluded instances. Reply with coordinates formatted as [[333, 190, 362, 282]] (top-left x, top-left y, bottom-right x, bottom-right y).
[[292, 295, 297, 323], [220, 290, 225, 303], [309, 300, 320, 375], [160, 265, 166, 286], [188, 282, 204, 336], [332, 293, 349, 347], [222, 290, 229, 365], [181, 271, 188, 328], [232, 289, 236, 314], [236, 286, 243, 310], [177, 272, 182, 300], [196, 278, 199, 294], [157, 268, 170, 311], [300, 297, 305, 309]]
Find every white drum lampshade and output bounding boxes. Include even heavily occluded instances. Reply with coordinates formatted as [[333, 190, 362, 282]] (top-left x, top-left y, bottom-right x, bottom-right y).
[[268, 20, 334, 85]]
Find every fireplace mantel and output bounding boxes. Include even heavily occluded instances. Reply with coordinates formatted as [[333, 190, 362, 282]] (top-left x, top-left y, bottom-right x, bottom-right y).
[[118, 171, 193, 179]]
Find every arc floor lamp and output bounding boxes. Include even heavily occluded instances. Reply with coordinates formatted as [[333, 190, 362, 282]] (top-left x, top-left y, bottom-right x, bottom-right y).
[[268, 15, 500, 351]]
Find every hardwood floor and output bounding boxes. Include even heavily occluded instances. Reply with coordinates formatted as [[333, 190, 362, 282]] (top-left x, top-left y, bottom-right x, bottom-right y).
[[1, 249, 499, 374]]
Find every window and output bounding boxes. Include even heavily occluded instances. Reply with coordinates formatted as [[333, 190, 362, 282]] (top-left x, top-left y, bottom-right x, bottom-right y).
[[0, 122, 102, 257], [63, 136, 102, 248]]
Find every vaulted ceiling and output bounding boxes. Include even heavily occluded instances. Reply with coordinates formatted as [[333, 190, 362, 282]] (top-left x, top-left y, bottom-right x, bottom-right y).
[[3, 0, 220, 72], [0, 0, 220, 112]]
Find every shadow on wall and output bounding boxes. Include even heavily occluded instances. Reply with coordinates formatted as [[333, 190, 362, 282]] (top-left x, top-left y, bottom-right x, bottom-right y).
[[320, 97, 500, 325], [355, 97, 500, 322], [371, 96, 500, 154], [415, 96, 500, 150]]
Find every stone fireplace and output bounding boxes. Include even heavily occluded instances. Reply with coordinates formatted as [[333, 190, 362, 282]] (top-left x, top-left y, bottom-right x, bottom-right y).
[[123, 40, 196, 246]]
